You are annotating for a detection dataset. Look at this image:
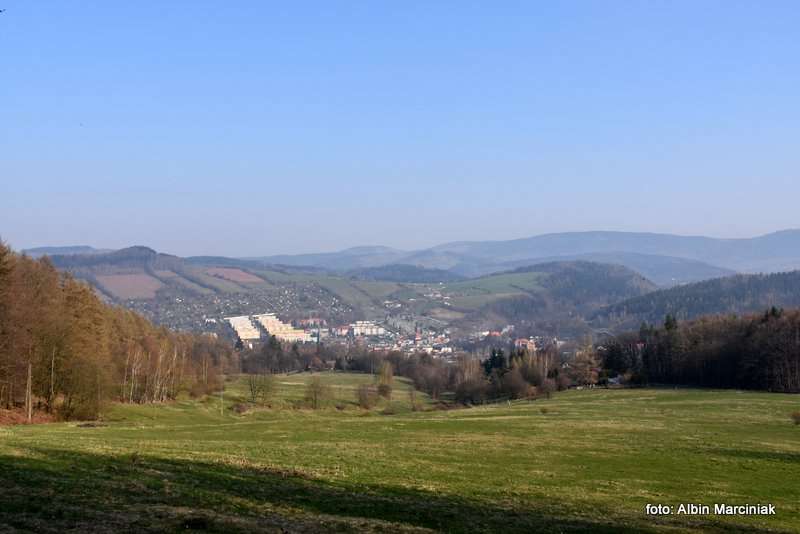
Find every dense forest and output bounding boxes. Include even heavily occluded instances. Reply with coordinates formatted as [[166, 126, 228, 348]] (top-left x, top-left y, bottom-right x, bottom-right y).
[[596, 271, 800, 329], [603, 309, 800, 393], [0, 243, 235, 421]]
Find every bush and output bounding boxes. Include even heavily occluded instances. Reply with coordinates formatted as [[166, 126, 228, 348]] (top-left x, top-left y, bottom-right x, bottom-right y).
[[231, 403, 249, 414], [305, 377, 332, 409], [247, 373, 275, 404], [377, 383, 392, 400], [792, 411, 800, 425], [356, 384, 378, 409], [540, 379, 556, 399], [502, 367, 533, 399], [454, 379, 488, 405], [408, 388, 423, 411]]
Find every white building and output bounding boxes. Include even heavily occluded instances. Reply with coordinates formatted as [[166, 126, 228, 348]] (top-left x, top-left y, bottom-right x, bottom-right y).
[[225, 316, 262, 341], [254, 313, 312, 343], [351, 321, 386, 337]]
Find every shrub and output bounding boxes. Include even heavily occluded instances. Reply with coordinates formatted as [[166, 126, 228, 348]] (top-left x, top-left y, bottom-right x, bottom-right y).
[[792, 411, 800, 425], [305, 377, 332, 409], [356, 384, 378, 409], [247, 373, 275, 404], [540, 379, 556, 399], [408, 388, 423, 411], [502, 367, 531, 400], [377, 383, 393, 400], [231, 403, 249, 414], [454, 378, 488, 405]]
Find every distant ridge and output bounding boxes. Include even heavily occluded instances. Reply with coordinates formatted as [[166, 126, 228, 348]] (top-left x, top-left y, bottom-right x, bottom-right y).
[[347, 264, 465, 283], [248, 229, 800, 283], [22, 245, 112, 258]]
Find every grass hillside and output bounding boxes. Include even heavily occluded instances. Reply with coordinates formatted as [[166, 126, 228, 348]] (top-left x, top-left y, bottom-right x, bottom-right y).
[[2, 374, 798, 533], [347, 264, 466, 283]]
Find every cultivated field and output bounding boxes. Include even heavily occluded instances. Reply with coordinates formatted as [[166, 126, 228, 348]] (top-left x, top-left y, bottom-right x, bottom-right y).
[[205, 268, 268, 284], [95, 274, 165, 300], [2, 376, 798, 533]]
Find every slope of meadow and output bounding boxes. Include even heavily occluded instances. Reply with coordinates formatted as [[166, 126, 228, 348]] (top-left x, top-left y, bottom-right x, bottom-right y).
[[2, 374, 799, 533]]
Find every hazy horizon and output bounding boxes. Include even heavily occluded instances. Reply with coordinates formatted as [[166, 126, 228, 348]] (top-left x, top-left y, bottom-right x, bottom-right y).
[[9, 226, 800, 259], [3, 1, 799, 256]]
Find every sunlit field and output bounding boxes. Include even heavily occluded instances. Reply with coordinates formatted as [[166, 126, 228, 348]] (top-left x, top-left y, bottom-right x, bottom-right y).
[[2, 374, 798, 533]]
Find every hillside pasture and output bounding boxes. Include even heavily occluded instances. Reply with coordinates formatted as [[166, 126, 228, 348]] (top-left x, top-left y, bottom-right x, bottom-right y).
[[2, 381, 798, 533], [205, 267, 269, 285], [438, 271, 547, 311], [95, 274, 164, 299]]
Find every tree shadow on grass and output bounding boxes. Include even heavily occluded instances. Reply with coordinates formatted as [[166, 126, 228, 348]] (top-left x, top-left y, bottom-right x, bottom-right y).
[[0, 447, 785, 534]]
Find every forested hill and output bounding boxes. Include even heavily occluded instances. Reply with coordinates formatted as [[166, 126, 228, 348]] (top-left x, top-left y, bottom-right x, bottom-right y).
[[595, 270, 800, 329], [454, 262, 657, 337], [0, 243, 234, 421], [510, 261, 656, 302]]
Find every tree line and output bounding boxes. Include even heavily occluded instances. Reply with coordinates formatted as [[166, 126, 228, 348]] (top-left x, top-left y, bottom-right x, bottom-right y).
[[240, 334, 600, 405], [0, 243, 235, 421], [602, 309, 800, 393]]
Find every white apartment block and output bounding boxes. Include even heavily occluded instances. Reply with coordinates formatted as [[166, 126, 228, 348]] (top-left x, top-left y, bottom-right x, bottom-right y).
[[351, 321, 386, 337], [254, 313, 312, 343], [225, 315, 262, 341]]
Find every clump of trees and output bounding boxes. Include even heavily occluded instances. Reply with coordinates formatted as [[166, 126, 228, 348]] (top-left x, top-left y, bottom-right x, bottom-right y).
[[0, 243, 235, 421], [241, 336, 327, 374], [305, 376, 332, 409], [247, 373, 275, 404], [333, 343, 573, 406], [604, 309, 800, 393]]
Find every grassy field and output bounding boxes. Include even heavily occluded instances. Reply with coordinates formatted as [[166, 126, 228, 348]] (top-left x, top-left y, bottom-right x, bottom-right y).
[[2, 375, 799, 533], [442, 271, 545, 309]]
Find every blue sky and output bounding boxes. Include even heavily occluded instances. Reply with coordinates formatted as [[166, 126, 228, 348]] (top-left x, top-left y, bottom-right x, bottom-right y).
[[1, 1, 798, 256]]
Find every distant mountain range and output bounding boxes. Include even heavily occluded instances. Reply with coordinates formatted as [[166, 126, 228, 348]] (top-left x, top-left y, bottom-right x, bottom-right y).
[[248, 230, 800, 286], [27, 229, 800, 287], [23, 245, 112, 258], [28, 240, 800, 337]]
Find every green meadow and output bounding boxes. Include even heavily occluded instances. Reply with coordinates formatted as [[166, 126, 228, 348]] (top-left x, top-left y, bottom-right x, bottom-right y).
[[2, 374, 798, 533]]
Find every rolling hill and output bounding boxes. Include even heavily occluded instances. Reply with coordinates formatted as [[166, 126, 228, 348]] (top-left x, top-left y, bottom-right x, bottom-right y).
[[248, 229, 800, 283], [594, 270, 800, 330], [437, 261, 657, 336], [22, 245, 112, 258], [347, 264, 465, 283], [493, 252, 735, 287], [42, 246, 659, 337]]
